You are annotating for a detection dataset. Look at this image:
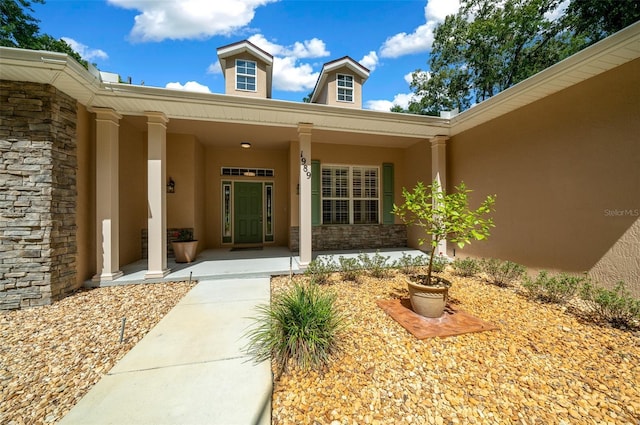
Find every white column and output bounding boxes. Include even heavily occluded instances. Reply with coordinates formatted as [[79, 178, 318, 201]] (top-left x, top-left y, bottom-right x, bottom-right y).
[[145, 112, 170, 279], [92, 108, 123, 281], [431, 135, 449, 256], [298, 123, 313, 266]]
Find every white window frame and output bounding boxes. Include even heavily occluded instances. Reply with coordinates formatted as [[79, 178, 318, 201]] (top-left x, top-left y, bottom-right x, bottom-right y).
[[336, 74, 354, 103], [321, 164, 380, 224], [236, 59, 257, 92]]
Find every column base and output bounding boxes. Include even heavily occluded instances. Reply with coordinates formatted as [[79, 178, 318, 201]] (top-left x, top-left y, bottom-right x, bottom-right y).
[[92, 270, 124, 282], [144, 269, 170, 279]]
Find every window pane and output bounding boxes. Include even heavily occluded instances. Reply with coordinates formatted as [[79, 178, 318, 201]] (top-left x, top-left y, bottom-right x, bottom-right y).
[[354, 200, 378, 224]]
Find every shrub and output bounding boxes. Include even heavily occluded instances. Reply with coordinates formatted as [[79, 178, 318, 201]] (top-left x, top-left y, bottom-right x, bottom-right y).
[[338, 256, 362, 281], [580, 281, 640, 328], [304, 257, 337, 284], [358, 251, 391, 278], [393, 252, 428, 276], [452, 257, 480, 277], [480, 258, 526, 286], [522, 271, 584, 303], [244, 282, 344, 371], [430, 255, 449, 273]]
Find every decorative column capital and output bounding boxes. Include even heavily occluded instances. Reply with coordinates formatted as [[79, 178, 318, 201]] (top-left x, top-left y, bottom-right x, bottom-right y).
[[90, 107, 122, 123], [297, 122, 313, 136], [145, 111, 169, 126], [430, 135, 449, 148]]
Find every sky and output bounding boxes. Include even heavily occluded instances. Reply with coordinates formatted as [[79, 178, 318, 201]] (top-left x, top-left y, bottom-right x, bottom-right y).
[[30, 0, 470, 111]]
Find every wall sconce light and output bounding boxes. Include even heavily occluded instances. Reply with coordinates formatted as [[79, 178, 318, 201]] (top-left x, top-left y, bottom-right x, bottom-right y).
[[240, 142, 252, 149], [167, 177, 175, 193]]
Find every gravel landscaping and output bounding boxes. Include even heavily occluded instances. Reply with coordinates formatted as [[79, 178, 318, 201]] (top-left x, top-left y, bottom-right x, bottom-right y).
[[270, 271, 640, 425], [0, 281, 195, 425]]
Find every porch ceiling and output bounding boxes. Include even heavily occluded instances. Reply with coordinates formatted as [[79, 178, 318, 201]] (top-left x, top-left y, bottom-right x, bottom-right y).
[[123, 115, 429, 149]]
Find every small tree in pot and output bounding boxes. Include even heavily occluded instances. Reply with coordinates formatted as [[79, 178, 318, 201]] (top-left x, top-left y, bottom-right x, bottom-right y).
[[393, 179, 495, 317]]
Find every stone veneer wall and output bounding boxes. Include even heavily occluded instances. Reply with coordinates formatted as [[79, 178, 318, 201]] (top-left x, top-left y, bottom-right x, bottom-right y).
[[0, 81, 78, 310], [289, 224, 407, 251]]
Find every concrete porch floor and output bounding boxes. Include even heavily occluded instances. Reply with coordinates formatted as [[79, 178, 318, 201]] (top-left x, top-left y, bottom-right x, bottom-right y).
[[87, 246, 429, 287]]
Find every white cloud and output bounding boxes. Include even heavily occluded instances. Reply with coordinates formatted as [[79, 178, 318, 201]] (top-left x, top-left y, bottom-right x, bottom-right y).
[[247, 34, 329, 59], [360, 51, 378, 72], [61, 37, 108, 61], [380, 0, 460, 58], [366, 92, 417, 112], [245, 34, 328, 92], [544, 0, 570, 22], [207, 62, 222, 75], [272, 57, 319, 92], [166, 81, 211, 93], [108, 0, 277, 42]]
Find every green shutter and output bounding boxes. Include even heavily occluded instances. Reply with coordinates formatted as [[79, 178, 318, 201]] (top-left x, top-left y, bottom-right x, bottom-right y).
[[382, 163, 394, 224], [311, 160, 321, 225]]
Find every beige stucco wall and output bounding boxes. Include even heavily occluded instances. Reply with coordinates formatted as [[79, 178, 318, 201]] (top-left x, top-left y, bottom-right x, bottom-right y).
[[448, 58, 640, 295], [75, 104, 95, 284], [401, 139, 433, 249], [118, 121, 147, 266], [222, 52, 269, 98], [204, 145, 289, 248], [166, 134, 206, 251], [323, 71, 364, 109]]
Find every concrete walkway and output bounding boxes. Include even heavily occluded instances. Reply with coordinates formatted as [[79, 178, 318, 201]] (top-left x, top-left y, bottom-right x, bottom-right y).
[[59, 247, 423, 424]]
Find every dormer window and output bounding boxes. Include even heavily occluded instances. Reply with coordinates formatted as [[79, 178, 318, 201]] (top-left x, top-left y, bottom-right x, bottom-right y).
[[337, 74, 354, 102], [236, 59, 257, 92]]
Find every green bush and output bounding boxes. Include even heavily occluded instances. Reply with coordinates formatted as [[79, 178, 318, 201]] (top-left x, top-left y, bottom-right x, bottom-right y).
[[393, 252, 428, 276], [480, 258, 526, 286], [244, 282, 344, 371], [452, 257, 481, 277], [580, 281, 640, 328], [338, 256, 362, 281], [522, 271, 584, 303], [430, 255, 449, 273], [358, 251, 391, 278], [304, 257, 337, 284]]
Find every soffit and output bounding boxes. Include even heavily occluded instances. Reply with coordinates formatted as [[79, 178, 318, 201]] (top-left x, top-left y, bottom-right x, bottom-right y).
[[450, 21, 640, 136]]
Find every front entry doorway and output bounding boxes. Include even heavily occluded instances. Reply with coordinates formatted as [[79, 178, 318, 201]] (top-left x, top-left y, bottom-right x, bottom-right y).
[[233, 182, 263, 244]]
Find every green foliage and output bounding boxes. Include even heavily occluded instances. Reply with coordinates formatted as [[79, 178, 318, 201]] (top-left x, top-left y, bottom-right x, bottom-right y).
[[402, 0, 640, 116], [338, 256, 362, 281], [430, 255, 449, 273], [393, 252, 428, 276], [304, 257, 337, 284], [0, 0, 89, 68], [480, 258, 526, 287], [393, 179, 495, 284], [358, 251, 391, 278], [522, 271, 585, 303], [452, 257, 481, 277], [244, 282, 344, 371], [580, 281, 640, 328]]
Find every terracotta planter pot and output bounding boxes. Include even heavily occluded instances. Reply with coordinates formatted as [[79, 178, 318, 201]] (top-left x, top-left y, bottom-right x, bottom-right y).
[[172, 240, 198, 263], [406, 276, 451, 318]]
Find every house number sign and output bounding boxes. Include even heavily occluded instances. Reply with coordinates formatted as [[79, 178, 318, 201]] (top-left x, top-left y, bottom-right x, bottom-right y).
[[300, 151, 311, 179]]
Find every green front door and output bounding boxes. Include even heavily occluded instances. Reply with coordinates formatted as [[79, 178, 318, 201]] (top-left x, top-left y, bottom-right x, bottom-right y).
[[234, 182, 263, 244]]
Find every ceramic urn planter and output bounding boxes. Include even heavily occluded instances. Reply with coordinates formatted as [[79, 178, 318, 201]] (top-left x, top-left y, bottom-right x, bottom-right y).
[[406, 275, 452, 318], [172, 240, 198, 263]]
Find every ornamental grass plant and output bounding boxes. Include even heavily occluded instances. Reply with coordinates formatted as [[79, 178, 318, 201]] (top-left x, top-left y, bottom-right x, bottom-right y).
[[244, 281, 344, 373]]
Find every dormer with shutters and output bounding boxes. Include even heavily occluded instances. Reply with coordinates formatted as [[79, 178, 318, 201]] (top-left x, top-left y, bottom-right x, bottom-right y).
[[310, 57, 370, 109], [217, 40, 274, 99]]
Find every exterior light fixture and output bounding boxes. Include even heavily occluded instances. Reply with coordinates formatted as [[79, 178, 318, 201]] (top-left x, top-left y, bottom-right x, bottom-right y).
[[241, 142, 251, 149], [167, 177, 175, 193]]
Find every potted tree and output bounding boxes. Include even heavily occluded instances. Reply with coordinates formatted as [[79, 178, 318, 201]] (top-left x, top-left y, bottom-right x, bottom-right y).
[[393, 180, 495, 317], [172, 228, 198, 263]]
